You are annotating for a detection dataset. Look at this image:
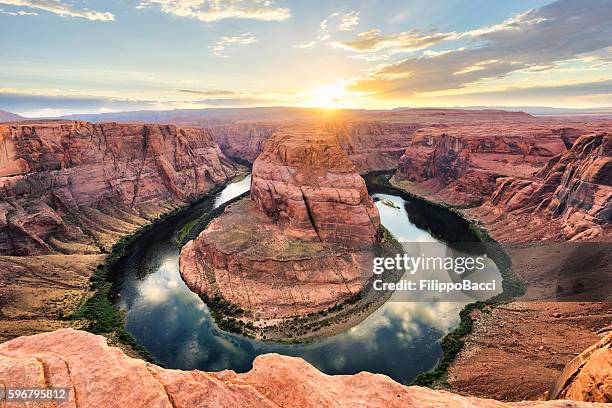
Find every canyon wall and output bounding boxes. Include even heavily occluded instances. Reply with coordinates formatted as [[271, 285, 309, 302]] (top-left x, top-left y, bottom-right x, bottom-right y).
[[0, 328, 604, 408], [394, 120, 611, 208], [0, 120, 241, 341], [209, 120, 419, 173], [209, 123, 279, 163], [180, 128, 379, 318], [0, 121, 240, 255], [468, 133, 611, 241]]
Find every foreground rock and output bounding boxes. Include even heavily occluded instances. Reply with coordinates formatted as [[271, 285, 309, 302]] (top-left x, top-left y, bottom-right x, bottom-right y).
[[0, 329, 602, 408], [550, 332, 612, 402], [180, 128, 379, 322]]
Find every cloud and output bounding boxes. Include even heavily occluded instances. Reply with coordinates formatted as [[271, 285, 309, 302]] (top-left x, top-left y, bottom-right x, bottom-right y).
[[179, 89, 236, 96], [0, 91, 277, 116], [335, 10, 359, 32], [349, 0, 612, 97], [138, 0, 290, 22], [210, 33, 257, 56], [333, 28, 452, 53], [0, 7, 37, 15], [0, 92, 158, 116], [0, 0, 114, 21], [295, 11, 359, 49]]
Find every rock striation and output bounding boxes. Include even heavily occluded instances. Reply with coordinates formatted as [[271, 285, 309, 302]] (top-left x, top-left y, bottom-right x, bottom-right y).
[[395, 124, 570, 205], [209, 120, 420, 173], [469, 133, 611, 241], [209, 123, 279, 163], [0, 329, 602, 408], [550, 332, 612, 403], [0, 121, 240, 255], [0, 120, 241, 341], [180, 128, 379, 318]]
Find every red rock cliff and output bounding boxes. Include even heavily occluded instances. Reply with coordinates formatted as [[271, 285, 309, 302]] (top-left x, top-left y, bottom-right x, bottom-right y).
[[470, 133, 611, 241], [0, 121, 240, 255]]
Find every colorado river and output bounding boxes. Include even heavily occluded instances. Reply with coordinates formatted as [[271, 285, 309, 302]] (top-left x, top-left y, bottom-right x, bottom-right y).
[[112, 174, 502, 384]]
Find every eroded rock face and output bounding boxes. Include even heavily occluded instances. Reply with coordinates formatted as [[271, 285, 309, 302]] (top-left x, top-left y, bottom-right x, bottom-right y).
[[209, 123, 279, 163], [0, 329, 601, 408], [0, 121, 240, 255], [180, 128, 379, 318], [470, 133, 611, 241], [550, 332, 612, 403], [251, 128, 380, 247], [209, 121, 419, 173], [395, 125, 570, 205]]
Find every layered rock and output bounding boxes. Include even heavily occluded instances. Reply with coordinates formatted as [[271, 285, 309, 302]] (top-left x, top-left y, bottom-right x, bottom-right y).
[[0, 121, 240, 255], [209, 123, 279, 163], [0, 329, 602, 408], [395, 124, 570, 205], [0, 121, 241, 341], [550, 332, 611, 403], [180, 128, 379, 318], [469, 133, 611, 241], [209, 120, 420, 173]]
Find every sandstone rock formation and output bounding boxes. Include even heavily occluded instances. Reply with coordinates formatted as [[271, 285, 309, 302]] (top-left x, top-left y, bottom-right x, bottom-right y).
[[0, 121, 240, 255], [0, 329, 602, 408], [395, 124, 569, 205], [250, 128, 380, 247], [469, 133, 611, 241], [210, 120, 420, 173], [209, 123, 279, 163], [550, 332, 611, 403], [0, 121, 241, 341], [180, 128, 379, 318]]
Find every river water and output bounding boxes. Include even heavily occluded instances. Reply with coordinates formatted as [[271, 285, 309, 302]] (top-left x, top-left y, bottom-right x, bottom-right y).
[[112, 174, 501, 383]]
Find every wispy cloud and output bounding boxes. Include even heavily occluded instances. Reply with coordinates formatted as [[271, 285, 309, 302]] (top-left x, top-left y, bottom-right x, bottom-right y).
[[210, 33, 257, 56], [333, 28, 452, 54], [179, 89, 236, 96], [348, 0, 612, 97], [0, 7, 37, 15], [0, 0, 114, 21], [138, 0, 290, 22], [295, 11, 359, 49]]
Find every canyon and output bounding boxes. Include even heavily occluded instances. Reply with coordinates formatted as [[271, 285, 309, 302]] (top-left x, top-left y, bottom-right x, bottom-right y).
[[0, 121, 242, 340], [0, 110, 610, 406], [179, 127, 381, 325], [0, 329, 607, 408]]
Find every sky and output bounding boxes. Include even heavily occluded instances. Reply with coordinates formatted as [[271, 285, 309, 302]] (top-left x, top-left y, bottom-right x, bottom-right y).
[[0, 0, 611, 117]]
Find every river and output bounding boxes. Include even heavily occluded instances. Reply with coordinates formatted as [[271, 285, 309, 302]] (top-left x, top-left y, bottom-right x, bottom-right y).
[[112, 174, 501, 384]]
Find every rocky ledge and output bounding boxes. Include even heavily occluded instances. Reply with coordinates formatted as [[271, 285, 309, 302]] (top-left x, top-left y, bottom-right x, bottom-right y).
[[179, 127, 379, 320], [0, 329, 605, 408]]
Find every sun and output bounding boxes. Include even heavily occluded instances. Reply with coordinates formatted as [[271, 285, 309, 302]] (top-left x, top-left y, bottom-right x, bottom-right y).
[[306, 83, 346, 109]]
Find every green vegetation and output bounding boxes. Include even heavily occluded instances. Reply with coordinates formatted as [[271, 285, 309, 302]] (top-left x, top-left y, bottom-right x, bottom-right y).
[[69, 176, 247, 363]]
